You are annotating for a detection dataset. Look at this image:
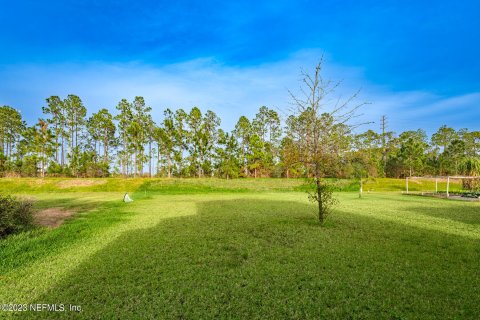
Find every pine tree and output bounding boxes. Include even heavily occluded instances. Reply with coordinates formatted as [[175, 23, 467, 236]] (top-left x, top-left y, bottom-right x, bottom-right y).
[[234, 116, 252, 177], [64, 95, 87, 176], [115, 99, 133, 176]]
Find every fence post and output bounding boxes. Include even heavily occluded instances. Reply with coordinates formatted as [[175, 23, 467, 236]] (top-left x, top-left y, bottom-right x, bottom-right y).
[[406, 177, 409, 194], [359, 179, 363, 198], [446, 176, 450, 198]]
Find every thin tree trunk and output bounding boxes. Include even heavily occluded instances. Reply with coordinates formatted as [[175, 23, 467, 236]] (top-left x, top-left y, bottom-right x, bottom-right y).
[[0, 136, 3, 155], [41, 147, 45, 178], [55, 125, 59, 163], [157, 145, 161, 177], [134, 152, 137, 177], [104, 136, 109, 163], [149, 140, 152, 177], [139, 149, 142, 176], [315, 162, 324, 223], [70, 123, 74, 170], [123, 133, 127, 177], [168, 154, 172, 178], [316, 177, 323, 223], [61, 134, 64, 167], [243, 145, 248, 176], [75, 123, 78, 151], [94, 141, 97, 163]]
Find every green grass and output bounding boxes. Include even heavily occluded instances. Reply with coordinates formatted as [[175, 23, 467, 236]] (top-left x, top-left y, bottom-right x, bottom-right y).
[[0, 178, 146, 194], [0, 177, 464, 195], [0, 179, 479, 319]]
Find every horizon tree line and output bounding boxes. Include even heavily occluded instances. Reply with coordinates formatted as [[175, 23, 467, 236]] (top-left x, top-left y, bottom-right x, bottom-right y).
[[0, 97, 479, 179]]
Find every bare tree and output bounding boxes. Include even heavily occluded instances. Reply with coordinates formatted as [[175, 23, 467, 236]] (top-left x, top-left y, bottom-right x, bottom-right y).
[[288, 57, 368, 223]]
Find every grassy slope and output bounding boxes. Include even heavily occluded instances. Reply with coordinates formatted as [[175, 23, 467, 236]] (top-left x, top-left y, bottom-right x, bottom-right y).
[[0, 177, 463, 194], [0, 179, 478, 319]]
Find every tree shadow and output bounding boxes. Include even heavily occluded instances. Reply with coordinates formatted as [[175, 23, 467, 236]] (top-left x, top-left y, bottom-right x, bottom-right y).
[[24, 198, 480, 319], [405, 202, 480, 225]]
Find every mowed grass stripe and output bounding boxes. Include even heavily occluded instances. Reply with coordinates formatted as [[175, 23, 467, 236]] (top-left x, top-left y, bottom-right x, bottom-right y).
[[0, 194, 197, 304]]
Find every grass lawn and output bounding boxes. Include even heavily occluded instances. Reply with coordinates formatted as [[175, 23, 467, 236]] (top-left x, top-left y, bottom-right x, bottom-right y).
[[0, 179, 479, 319]]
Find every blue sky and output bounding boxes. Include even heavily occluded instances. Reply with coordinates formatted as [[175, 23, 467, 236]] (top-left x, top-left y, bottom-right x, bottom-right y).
[[1, 0, 479, 135]]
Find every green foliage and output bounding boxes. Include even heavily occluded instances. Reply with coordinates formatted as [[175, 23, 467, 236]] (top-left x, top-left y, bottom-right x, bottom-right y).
[[351, 130, 382, 177], [215, 130, 241, 179], [0, 194, 34, 238], [43, 96, 65, 166], [398, 131, 428, 176], [459, 157, 480, 176], [459, 129, 480, 157], [431, 125, 458, 151], [154, 109, 177, 177], [459, 157, 480, 190], [75, 152, 110, 177], [87, 108, 116, 164], [20, 155, 39, 177], [288, 59, 361, 223], [441, 139, 466, 175], [0, 106, 25, 161], [234, 115, 252, 177], [47, 161, 64, 176], [2, 93, 480, 180], [247, 133, 265, 177], [306, 178, 338, 223]]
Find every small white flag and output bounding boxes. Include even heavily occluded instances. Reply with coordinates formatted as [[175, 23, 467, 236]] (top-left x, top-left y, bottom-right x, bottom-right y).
[[123, 193, 133, 202]]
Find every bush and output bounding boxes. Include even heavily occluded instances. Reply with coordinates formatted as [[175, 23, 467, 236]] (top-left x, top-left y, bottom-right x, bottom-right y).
[[306, 178, 338, 224], [47, 161, 64, 176], [0, 194, 34, 238], [21, 155, 39, 177]]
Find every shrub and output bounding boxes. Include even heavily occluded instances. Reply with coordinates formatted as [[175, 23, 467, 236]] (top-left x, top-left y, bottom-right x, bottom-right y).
[[306, 178, 338, 224], [0, 194, 34, 238], [47, 161, 64, 176]]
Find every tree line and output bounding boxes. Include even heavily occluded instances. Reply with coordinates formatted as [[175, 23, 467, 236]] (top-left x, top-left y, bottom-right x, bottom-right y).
[[1, 97, 479, 179]]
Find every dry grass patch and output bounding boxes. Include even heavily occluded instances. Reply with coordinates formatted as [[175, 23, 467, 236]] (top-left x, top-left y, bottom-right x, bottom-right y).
[[57, 179, 107, 189], [35, 207, 74, 228]]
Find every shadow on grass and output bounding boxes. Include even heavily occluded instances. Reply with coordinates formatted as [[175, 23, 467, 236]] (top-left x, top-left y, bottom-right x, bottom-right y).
[[406, 202, 480, 225], [340, 195, 480, 239], [0, 197, 131, 274], [24, 198, 480, 319]]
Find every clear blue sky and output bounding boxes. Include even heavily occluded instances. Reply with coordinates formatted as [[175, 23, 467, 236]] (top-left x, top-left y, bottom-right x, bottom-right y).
[[1, 0, 479, 134]]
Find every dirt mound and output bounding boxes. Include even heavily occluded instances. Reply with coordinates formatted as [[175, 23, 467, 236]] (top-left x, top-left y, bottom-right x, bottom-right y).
[[57, 179, 106, 188], [35, 208, 74, 228]]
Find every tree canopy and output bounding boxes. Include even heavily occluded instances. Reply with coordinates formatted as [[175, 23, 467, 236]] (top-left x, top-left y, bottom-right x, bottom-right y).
[[0, 92, 478, 179]]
